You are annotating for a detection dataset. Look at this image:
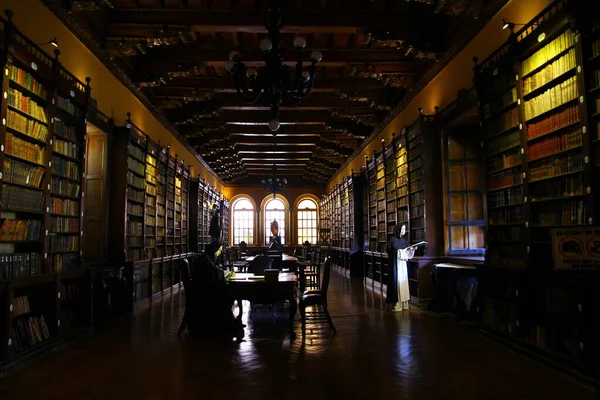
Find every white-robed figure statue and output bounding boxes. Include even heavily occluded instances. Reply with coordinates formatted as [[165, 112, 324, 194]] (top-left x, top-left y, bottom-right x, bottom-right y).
[[385, 224, 416, 312]]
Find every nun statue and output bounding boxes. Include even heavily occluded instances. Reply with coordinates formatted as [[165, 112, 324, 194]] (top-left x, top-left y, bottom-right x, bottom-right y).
[[385, 224, 415, 311]]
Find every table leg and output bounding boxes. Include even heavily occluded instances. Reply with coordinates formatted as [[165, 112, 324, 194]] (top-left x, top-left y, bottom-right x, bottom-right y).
[[288, 296, 297, 341]]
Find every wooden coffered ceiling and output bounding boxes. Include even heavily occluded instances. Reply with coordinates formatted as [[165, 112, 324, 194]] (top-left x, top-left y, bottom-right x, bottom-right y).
[[45, 0, 498, 186]]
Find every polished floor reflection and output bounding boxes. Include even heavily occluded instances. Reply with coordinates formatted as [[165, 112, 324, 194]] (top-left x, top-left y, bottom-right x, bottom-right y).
[[0, 269, 593, 400]]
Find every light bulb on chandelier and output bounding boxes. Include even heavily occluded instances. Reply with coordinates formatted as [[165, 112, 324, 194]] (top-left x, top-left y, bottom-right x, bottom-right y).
[[268, 119, 281, 132]]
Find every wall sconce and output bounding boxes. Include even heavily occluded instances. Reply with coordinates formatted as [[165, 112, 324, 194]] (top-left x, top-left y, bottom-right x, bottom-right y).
[[502, 19, 539, 34], [37, 37, 58, 48]]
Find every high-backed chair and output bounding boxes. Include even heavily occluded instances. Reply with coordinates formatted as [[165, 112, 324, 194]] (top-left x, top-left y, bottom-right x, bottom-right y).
[[299, 257, 335, 338], [248, 255, 273, 275], [239, 241, 248, 258]]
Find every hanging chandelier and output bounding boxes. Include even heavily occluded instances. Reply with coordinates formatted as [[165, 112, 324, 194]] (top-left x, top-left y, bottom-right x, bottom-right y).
[[261, 134, 287, 197], [225, 0, 323, 132]]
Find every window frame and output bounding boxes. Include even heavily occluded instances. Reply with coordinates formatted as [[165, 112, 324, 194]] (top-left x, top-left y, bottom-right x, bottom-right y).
[[444, 131, 486, 256], [296, 198, 318, 245], [264, 197, 286, 245], [232, 198, 255, 245]]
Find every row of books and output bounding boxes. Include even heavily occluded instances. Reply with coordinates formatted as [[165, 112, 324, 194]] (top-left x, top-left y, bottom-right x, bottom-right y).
[[526, 105, 579, 140], [51, 177, 81, 198], [127, 203, 143, 216], [51, 156, 79, 180], [531, 200, 584, 226], [57, 96, 78, 116], [127, 157, 145, 175], [127, 236, 143, 246], [530, 175, 583, 201], [53, 139, 80, 160], [5, 132, 45, 165], [488, 150, 520, 173], [10, 315, 50, 355], [146, 173, 157, 186], [127, 220, 143, 236], [592, 39, 600, 59], [49, 198, 79, 216], [529, 152, 584, 182], [128, 143, 145, 161], [523, 48, 576, 95], [127, 248, 143, 261], [0, 253, 41, 279], [7, 88, 48, 123], [128, 189, 144, 203], [488, 205, 524, 225], [483, 87, 518, 119], [488, 168, 522, 190], [488, 107, 519, 138], [49, 216, 79, 233], [527, 127, 582, 160], [128, 171, 144, 190], [146, 183, 157, 196], [2, 186, 44, 212], [6, 110, 49, 143], [48, 253, 78, 272], [9, 65, 47, 98], [53, 120, 78, 143], [12, 296, 31, 317], [524, 75, 578, 120], [522, 29, 574, 76], [3, 158, 44, 188], [0, 219, 42, 242], [487, 131, 520, 156], [48, 235, 79, 253], [146, 215, 156, 226], [146, 164, 157, 177], [487, 186, 523, 209]]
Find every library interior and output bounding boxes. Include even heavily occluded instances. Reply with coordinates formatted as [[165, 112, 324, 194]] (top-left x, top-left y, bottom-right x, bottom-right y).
[[0, 0, 599, 398]]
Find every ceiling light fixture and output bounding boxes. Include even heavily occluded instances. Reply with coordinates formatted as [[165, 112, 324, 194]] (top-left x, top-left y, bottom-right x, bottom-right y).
[[225, 0, 322, 131], [261, 133, 287, 197]]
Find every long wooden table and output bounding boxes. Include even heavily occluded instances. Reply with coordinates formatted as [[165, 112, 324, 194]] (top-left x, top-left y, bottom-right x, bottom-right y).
[[244, 254, 299, 263], [226, 272, 298, 339]]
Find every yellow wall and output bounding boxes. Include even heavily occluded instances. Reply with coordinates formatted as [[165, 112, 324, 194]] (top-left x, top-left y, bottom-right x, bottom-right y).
[[7, 0, 223, 189], [327, 0, 554, 190]]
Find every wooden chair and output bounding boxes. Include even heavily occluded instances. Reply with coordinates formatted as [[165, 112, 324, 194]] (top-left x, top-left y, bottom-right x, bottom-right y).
[[303, 251, 321, 291], [177, 258, 192, 336], [300, 257, 335, 338]]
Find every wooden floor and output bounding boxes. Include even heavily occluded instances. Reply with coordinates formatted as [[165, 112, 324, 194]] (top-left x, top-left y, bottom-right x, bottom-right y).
[[0, 269, 593, 400]]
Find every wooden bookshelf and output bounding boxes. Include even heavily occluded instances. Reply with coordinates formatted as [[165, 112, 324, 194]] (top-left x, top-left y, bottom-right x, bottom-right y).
[[0, 11, 91, 365], [190, 177, 229, 252], [108, 114, 191, 303], [475, 0, 600, 373], [362, 114, 443, 304], [320, 173, 364, 276]]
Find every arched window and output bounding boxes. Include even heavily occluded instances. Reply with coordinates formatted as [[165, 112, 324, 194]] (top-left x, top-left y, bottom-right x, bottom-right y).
[[232, 198, 254, 245], [297, 198, 318, 245], [264, 197, 286, 245]]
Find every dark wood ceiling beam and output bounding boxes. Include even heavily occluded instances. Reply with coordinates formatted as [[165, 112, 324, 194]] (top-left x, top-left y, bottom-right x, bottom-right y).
[[106, 9, 445, 42], [136, 76, 390, 91], [154, 96, 383, 109], [123, 46, 414, 71], [172, 110, 348, 123]]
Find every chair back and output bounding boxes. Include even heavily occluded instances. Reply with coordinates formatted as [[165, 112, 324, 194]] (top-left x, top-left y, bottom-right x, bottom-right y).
[[181, 258, 194, 303], [321, 257, 333, 301], [239, 241, 247, 252], [248, 255, 273, 275]]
